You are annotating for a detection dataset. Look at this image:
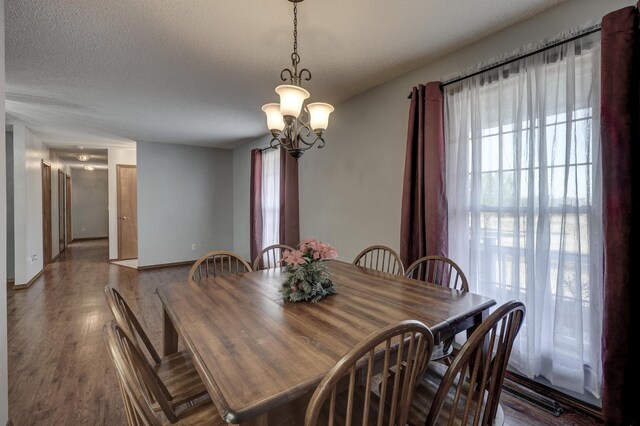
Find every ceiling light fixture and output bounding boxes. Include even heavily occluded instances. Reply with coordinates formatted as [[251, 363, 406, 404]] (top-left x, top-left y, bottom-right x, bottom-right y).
[[77, 154, 91, 162], [84, 165, 95, 171], [261, 0, 334, 159]]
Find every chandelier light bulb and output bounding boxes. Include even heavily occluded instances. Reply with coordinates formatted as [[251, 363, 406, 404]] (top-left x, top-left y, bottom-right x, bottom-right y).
[[275, 85, 310, 121], [261, 103, 285, 134], [77, 154, 91, 162], [307, 102, 335, 133]]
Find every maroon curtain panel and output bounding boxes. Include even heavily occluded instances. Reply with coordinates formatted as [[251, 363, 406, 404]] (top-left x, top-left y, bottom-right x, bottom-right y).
[[600, 4, 640, 425], [250, 149, 263, 262], [400, 82, 448, 267], [279, 149, 300, 247]]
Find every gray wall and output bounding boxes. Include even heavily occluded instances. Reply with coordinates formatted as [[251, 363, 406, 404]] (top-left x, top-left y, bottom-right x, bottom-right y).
[[107, 147, 136, 259], [5, 132, 13, 279], [137, 141, 234, 267], [233, 0, 636, 262], [11, 125, 69, 285], [71, 168, 109, 239]]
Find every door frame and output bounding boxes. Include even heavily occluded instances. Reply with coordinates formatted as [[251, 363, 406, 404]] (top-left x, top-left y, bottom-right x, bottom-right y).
[[66, 174, 72, 246], [58, 170, 66, 253], [42, 160, 52, 265], [116, 164, 137, 260]]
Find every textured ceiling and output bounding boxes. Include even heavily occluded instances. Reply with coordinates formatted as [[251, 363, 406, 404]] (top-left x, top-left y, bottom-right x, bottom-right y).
[[6, 0, 564, 148]]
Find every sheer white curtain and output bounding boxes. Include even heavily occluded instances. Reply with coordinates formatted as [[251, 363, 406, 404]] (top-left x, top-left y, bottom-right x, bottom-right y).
[[445, 32, 602, 397], [261, 147, 280, 250]]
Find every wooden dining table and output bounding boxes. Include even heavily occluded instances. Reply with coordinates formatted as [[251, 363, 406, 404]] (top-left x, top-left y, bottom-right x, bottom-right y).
[[156, 260, 496, 425]]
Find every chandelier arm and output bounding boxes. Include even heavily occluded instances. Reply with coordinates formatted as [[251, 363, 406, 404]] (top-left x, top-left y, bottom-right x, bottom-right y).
[[297, 101, 311, 126], [298, 68, 312, 82], [291, 124, 301, 150], [280, 68, 294, 83], [279, 124, 295, 151], [299, 121, 312, 139], [269, 136, 282, 150], [296, 125, 318, 148]]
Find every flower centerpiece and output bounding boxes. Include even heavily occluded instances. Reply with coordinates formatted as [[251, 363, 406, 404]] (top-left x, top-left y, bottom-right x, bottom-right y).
[[280, 239, 338, 303]]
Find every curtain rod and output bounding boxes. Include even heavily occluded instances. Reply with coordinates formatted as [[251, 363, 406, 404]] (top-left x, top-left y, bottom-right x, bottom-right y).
[[407, 26, 601, 99]]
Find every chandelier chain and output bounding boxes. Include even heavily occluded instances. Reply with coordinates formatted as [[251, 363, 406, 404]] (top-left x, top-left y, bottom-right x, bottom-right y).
[[293, 2, 298, 57]]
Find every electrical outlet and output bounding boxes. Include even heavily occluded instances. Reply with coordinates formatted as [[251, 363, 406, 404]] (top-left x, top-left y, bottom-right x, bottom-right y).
[[191, 244, 196, 251], [82, 227, 86, 232], [30, 254, 38, 262]]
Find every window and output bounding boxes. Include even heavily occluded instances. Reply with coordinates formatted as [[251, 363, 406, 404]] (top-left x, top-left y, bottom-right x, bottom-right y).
[[261, 147, 280, 249], [445, 32, 602, 398]]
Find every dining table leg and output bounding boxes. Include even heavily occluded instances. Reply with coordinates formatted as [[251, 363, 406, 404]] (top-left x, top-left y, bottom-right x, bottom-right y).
[[466, 309, 489, 340], [467, 309, 490, 385], [163, 307, 179, 356]]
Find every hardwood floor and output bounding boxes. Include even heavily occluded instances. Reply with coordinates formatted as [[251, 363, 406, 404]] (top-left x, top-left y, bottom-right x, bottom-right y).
[[7, 240, 602, 425], [8, 240, 189, 425]]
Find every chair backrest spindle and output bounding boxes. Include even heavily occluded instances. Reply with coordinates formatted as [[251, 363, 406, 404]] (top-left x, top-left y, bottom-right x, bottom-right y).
[[305, 320, 434, 426], [104, 285, 161, 364], [352, 245, 405, 276], [405, 255, 469, 292], [104, 321, 176, 426], [425, 300, 526, 425], [252, 244, 294, 271], [188, 250, 252, 282]]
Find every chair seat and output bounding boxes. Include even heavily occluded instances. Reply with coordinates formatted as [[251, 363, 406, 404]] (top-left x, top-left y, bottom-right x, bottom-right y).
[[168, 399, 226, 426], [407, 363, 504, 426], [155, 350, 209, 408]]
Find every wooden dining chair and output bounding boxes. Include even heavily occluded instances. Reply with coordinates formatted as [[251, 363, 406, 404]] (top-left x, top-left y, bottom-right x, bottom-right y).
[[305, 320, 435, 426], [104, 320, 225, 426], [407, 300, 526, 426], [352, 245, 405, 276], [252, 244, 294, 271], [405, 256, 469, 362], [104, 285, 208, 409], [405, 255, 469, 292], [188, 250, 252, 282]]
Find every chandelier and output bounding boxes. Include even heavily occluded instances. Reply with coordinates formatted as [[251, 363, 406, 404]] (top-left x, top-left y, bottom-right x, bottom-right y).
[[261, 0, 334, 159]]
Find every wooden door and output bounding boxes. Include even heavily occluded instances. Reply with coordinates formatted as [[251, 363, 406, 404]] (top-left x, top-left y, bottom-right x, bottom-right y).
[[66, 175, 72, 246], [58, 170, 66, 253], [42, 161, 52, 264], [117, 165, 138, 260]]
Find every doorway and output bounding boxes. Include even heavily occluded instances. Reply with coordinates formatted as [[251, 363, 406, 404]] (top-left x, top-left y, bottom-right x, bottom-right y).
[[42, 161, 52, 264], [58, 170, 66, 253], [117, 165, 138, 260], [66, 174, 71, 246]]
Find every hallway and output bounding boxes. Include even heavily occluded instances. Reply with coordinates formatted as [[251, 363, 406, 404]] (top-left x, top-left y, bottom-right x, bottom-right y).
[[7, 240, 189, 425]]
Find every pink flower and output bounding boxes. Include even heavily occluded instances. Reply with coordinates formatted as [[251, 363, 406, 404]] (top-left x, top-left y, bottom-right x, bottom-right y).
[[282, 249, 307, 267], [318, 243, 338, 260], [297, 239, 338, 261], [300, 238, 320, 253]]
